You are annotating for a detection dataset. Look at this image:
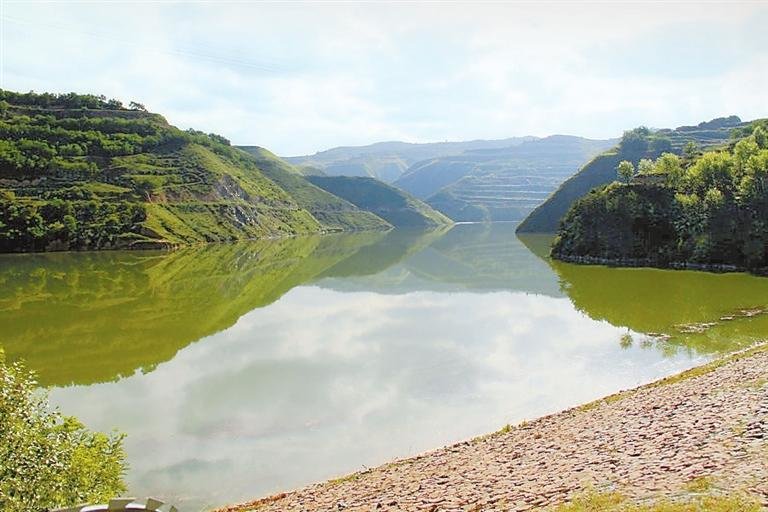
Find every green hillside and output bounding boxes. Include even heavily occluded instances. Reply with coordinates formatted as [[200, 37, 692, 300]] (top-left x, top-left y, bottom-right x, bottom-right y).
[[283, 138, 532, 182], [240, 145, 324, 177], [552, 120, 768, 273], [517, 116, 748, 233], [307, 175, 453, 228], [235, 146, 390, 231], [397, 136, 615, 222], [0, 90, 390, 252]]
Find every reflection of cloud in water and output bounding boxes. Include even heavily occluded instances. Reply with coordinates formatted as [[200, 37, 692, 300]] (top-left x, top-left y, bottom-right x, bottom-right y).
[[50, 286, 706, 511]]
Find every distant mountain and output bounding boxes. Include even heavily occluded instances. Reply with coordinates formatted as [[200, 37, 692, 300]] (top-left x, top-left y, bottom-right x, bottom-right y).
[[0, 90, 404, 253], [517, 116, 748, 233], [279, 138, 534, 183], [307, 176, 452, 228], [396, 135, 616, 222]]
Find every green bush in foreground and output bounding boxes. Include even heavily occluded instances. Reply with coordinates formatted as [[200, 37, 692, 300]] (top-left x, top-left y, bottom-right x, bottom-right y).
[[0, 351, 127, 512], [549, 491, 760, 512]]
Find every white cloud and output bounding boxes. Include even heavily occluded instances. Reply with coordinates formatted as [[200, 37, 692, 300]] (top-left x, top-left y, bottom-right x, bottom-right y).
[[3, 1, 767, 154]]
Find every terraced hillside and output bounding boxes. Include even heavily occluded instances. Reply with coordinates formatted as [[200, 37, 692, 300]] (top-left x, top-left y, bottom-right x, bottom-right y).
[[281, 138, 532, 183], [517, 116, 748, 233], [0, 90, 392, 252], [396, 136, 616, 222]]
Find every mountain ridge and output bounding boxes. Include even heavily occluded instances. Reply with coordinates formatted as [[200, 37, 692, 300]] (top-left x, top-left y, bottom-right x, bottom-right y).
[[396, 135, 616, 222], [278, 137, 535, 182], [0, 90, 450, 252]]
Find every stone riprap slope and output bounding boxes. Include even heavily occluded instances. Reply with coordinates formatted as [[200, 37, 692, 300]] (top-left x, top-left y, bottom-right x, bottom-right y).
[[220, 346, 768, 512]]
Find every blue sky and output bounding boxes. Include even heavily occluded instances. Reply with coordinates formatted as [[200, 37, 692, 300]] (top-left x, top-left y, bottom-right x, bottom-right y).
[[2, 1, 767, 156]]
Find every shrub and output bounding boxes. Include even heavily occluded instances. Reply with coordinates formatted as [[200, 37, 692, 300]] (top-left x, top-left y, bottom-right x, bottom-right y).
[[0, 351, 127, 511]]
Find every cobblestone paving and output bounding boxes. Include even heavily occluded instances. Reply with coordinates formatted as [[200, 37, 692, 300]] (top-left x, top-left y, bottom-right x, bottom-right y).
[[220, 349, 768, 512]]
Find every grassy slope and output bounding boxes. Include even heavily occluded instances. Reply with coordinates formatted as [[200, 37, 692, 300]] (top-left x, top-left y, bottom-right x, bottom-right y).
[[135, 143, 322, 244], [517, 117, 748, 233], [307, 175, 453, 228], [238, 147, 391, 231]]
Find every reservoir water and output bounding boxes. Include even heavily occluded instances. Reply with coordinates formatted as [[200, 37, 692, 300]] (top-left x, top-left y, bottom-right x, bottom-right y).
[[2, 222, 768, 510]]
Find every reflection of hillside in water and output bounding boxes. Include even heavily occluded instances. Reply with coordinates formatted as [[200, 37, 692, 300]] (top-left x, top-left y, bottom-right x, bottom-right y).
[[513, 231, 768, 355], [0, 223, 563, 387], [318, 223, 563, 297], [0, 230, 400, 386], [548, 259, 768, 356], [6, 218, 765, 388]]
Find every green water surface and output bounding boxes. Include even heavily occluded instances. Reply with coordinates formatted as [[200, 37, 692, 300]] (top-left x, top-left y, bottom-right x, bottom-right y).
[[1, 222, 767, 510]]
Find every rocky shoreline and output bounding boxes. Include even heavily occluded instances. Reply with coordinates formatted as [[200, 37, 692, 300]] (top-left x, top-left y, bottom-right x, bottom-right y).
[[218, 345, 768, 512]]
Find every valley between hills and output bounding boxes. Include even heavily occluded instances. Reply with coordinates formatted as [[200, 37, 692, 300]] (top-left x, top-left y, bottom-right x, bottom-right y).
[[3, 87, 768, 512]]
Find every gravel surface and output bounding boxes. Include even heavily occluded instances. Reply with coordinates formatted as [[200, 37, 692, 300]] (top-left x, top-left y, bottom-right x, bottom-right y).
[[218, 347, 768, 512]]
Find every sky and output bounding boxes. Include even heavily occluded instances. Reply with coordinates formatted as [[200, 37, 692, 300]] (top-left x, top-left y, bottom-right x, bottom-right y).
[[2, 1, 767, 156]]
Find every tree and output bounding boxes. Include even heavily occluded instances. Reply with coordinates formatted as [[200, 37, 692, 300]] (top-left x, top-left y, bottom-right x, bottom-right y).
[[105, 98, 124, 110], [620, 128, 650, 153], [62, 214, 78, 237], [649, 136, 672, 154], [128, 101, 147, 112], [0, 352, 126, 511], [208, 133, 230, 146], [655, 153, 684, 187], [617, 160, 636, 183], [704, 187, 725, 209], [637, 158, 656, 175], [733, 139, 759, 177], [686, 151, 735, 197], [683, 141, 699, 160], [752, 125, 768, 149]]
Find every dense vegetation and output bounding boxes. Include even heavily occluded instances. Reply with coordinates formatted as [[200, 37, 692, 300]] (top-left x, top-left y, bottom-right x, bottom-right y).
[[517, 116, 747, 233], [307, 176, 453, 228], [396, 135, 614, 222], [0, 351, 126, 511], [0, 90, 401, 253], [552, 121, 768, 272]]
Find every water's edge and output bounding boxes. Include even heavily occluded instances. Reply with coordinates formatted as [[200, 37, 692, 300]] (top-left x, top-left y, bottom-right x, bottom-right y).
[[216, 342, 768, 512]]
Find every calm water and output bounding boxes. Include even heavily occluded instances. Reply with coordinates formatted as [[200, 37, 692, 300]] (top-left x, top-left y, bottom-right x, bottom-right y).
[[2, 223, 768, 510]]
